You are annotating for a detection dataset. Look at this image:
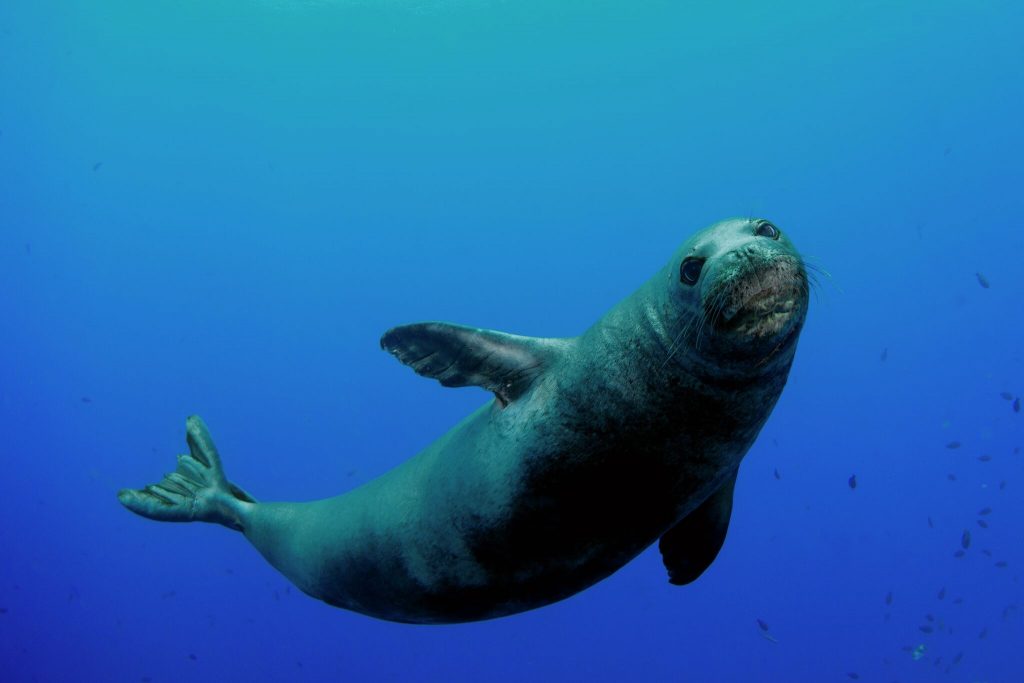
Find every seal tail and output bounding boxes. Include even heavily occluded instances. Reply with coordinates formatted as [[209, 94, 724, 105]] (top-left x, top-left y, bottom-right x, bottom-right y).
[[118, 415, 256, 531]]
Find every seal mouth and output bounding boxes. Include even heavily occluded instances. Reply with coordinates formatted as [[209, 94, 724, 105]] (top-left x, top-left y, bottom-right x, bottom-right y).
[[710, 257, 807, 340]]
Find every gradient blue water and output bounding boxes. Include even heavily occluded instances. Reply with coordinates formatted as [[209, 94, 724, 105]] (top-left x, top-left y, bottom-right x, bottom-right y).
[[2, 1, 1023, 681]]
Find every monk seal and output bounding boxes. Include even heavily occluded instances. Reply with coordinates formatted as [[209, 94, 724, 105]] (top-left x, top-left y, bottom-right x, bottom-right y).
[[119, 217, 810, 624]]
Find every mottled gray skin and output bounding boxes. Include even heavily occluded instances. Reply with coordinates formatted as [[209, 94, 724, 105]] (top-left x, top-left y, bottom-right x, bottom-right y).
[[119, 217, 809, 624]]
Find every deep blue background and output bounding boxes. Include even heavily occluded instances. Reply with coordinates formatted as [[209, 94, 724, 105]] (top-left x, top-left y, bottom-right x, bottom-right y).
[[2, 1, 1022, 681]]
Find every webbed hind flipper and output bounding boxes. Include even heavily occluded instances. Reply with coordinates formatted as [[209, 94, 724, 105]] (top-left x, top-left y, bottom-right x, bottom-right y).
[[659, 470, 737, 586], [118, 415, 254, 531]]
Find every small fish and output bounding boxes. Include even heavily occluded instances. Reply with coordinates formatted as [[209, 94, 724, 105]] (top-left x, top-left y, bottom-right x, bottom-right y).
[[946, 441, 961, 449], [961, 529, 972, 549], [773, 468, 781, 480], [188, 653, 197, 661], [978, 507, 992, 515], [847, 674, 859, 680], [756, 618, 770, 632], [880, 348, 888, 362], [80, 396, 92, 403], [92, 161, 103, 172], [911, 643, 927, 660], [977, 454, 992, 462], [953, 597, 964, 604], [160, 590, 176, 599], [0, 607, 7, 614], [979, 627, 988, 639], [995, 560, 1008, 568], [947, 473, 957, 481], [953, 550, 965, 558], [1015, 397, 1021, 413], [1001, 392, 1014, 400], [937, 587, 946, 600], [981, 548, 992, 557], [952, 651, 963, 665], [919, 625, 934, 634], [926, 613, 935, 622], [927, 516, 934, 529], [1000, 480, 1007, 490], [885, 591, 893, 606], [976, 272, 990, 288], [977, 519, 989, 528], [848, 474, 857, 490]]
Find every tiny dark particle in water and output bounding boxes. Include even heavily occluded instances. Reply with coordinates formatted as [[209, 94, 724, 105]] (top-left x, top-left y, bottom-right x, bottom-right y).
[[953, 597, 964, 604], [847, 674, 859, 680], [919, 625, 934, 634], [142, 678, 152, 682], [0, 607, 7, 614], [756, 618, 770, 632], [952, 651, 964, 665], [961, 529, 971, 549], [927, 516, 934, 528], [937, 587, 946, 600], [978, 506, 992, 515], [880, 348, 888, 362], [976, 272, 990, 288], [1015, 397, 1021, 413], [979, 627, 988, 639], [1000, 480, 1008, 490], [25, 243, 31, 255], [773, 468, 781, 480], [1001, 392, 1014, 401], [92, 162, 103, 172], [977, 454, 992, 462], [926, 613, 935, 622], [977, 519, 989, 528], [188, 653, 197, 661], [885, 591, 893, 606], [947, 473, 957, 481], [160, 590, 176, 599], [982, 549, 992, 557], [953, 550, 965, 558], [848, 474, 857, 490], [995, 560, 1008, 568], [1015, 447, 1021, 455], [81, 396, 92, 403], [946, 441, 961, 449]]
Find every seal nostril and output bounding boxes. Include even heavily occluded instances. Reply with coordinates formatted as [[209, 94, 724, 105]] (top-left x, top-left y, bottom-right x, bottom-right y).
[[680, 257, 704, 285], [754, 221, 780, 240]]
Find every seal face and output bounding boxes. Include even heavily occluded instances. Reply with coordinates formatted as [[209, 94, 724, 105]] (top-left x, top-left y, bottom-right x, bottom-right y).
[[119, 217, 810, 624]]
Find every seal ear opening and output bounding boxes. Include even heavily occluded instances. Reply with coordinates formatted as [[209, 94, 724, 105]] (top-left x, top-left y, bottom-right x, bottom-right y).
[[380, 322, 569, 406]]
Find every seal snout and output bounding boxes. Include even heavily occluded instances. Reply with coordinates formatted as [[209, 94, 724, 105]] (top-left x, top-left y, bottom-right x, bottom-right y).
[[709, 254, 807, 340]]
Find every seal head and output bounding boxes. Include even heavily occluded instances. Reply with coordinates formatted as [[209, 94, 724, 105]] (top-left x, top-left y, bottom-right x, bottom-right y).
[[665, 217, 809, 383]]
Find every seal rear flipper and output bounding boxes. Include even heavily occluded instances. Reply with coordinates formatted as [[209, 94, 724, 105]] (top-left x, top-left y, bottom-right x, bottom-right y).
[[118, 415, 254, 531], [659, 470, 737, 586], [380, 322, 569, 406]]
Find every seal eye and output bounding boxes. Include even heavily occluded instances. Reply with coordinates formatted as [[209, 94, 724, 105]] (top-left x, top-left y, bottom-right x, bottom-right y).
[[680, 257, 704, 285], [755, 221, 780, 239]]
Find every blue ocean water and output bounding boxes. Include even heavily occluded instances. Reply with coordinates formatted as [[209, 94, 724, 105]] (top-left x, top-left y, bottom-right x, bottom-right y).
[[2, 0, 1023, 680]]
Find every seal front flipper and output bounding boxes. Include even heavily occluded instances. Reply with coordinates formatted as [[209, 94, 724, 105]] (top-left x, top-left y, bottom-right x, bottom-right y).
[[380, 322, 568, 406], [118, 415, 255, 531], [659, 470, 738, 586]]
